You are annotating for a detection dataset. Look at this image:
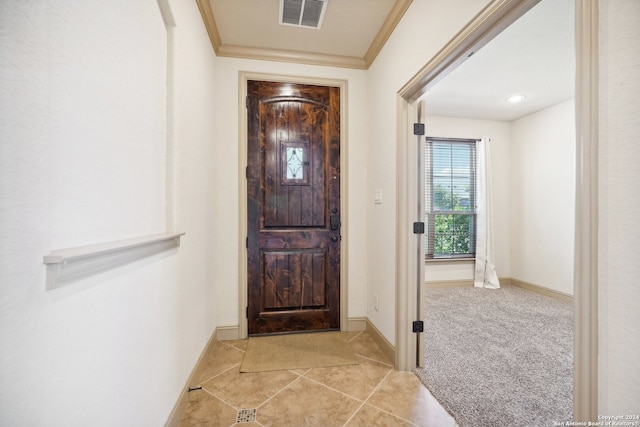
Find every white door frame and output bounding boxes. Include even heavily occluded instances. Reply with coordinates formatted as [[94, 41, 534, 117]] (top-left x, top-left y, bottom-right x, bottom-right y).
[[238, 72, 349, 338], [394, 0, 598, 421]]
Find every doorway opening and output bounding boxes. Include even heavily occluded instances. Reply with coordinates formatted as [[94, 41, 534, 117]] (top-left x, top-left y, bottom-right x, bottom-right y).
[[394, 0, 598, 421]]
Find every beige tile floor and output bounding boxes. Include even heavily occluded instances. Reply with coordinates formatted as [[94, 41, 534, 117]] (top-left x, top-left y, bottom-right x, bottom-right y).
[[179, 331, 458, 427]]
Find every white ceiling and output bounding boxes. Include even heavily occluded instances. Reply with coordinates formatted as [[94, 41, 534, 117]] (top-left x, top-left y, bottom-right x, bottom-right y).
[[210, 0, 393, 57], [422, 0, 575, 122], [207, 0, 404, 67], [205, 0, 575, 122]]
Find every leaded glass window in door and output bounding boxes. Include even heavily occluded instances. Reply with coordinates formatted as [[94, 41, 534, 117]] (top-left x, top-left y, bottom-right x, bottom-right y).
[[281, 142, 310, 185]]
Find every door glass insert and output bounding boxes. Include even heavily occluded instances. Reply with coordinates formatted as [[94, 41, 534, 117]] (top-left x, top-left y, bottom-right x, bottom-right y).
[[281, 141, 310, 185], [286, 147, 304, 179]]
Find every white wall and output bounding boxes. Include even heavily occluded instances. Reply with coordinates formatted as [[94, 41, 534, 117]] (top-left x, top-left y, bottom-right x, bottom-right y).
[[598, 0, 640, 413], [421, 116, 512, 283], [511, 100, 575, 295], [167, 0, 219, 419], [421, 101, 575, 296], [366, 0, 490, 343], [8, 0, 637, 421], [0, 0, 218, 425], [212, 57, 369, 325]]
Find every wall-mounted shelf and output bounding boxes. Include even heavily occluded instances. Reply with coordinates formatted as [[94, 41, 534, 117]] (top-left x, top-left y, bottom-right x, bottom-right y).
[[43, 232, 185, 290]]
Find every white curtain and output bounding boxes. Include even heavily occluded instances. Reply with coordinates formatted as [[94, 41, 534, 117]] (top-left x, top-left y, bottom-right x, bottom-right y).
[[474, 137, 500, 289]]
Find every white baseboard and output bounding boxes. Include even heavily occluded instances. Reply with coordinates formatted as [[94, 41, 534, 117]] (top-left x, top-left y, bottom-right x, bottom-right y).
[[212, 319, 368, 341], [424, 277, 573, 303], [216, 325, 240, 341], [365, 318, 396, 366], [347, 317, 367, 331], [164, 328, 218, 427], [508, 278, 573, 303], [425, 279, 474, 288]]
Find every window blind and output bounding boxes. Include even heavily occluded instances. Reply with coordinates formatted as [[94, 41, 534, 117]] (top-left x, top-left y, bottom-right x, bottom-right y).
[[425, 137, 478, 259]]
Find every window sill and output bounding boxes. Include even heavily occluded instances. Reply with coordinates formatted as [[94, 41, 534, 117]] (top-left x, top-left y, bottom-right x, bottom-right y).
[[425, 257, 475, 263], [43, 232, 185, 290]]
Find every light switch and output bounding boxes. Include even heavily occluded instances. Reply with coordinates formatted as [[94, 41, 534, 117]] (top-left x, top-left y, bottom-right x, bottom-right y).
[[374, 188, 382, 204]]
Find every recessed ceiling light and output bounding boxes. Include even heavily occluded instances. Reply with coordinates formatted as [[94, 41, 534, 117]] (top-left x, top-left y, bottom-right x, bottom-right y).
[[506, 94, 526, 103]]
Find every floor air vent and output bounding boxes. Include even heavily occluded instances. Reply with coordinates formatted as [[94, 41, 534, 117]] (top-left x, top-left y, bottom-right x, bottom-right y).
[[280, 0, 327, 29], [236, 408, 257, 423]]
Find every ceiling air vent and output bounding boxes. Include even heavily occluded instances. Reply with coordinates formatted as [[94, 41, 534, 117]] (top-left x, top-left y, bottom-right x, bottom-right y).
[[279, 0, 327, 29]]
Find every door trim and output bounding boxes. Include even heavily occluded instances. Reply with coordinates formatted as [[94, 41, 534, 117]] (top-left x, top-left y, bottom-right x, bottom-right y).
[[238, 72, 348, 339], [394, 0, 598, 422]]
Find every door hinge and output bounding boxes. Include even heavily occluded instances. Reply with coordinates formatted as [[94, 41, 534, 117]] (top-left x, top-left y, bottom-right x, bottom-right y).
[[412, 320, 424, 333], [246, 306, 249, 318], [246, 236, 248, 248], [413, 123, 425, 136], [246, 166, 249, 179], [413, 222, 425, 234], [246, 96, 249, 109]]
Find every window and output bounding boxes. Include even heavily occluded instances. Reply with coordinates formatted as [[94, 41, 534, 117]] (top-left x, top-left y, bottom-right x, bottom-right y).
[[425, 137, 478, 259]]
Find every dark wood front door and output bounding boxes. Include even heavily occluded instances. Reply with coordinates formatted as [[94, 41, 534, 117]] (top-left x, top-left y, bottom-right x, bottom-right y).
[[247, 80, 341, 335]]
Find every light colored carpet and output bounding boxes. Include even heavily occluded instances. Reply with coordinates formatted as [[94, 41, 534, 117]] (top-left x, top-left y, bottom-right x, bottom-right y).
[[240, 331, 358, 373], [415, 286, 573, 427]]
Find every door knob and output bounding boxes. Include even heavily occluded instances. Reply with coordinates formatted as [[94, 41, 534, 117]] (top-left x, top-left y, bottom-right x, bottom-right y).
[[331, 235, 339, 242]]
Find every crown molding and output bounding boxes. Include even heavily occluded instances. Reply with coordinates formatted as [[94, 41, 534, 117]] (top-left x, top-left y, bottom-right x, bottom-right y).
[[196, 0, 221, 53], [364, 0, 413, 68], [196, 0, 412, 70], [218, 44, 367, 69]]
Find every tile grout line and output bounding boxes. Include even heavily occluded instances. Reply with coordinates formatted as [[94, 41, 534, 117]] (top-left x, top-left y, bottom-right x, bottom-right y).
[[198, 362, 242, 386], [341, 368, 394, 426], [354, 353, 394, 367], [363, 401, 422, 427], [201, 365, 310, 423], [199, 387, 242, 412], [218, 340, 247, 353], [341, 369, 421, 427], [299, 373, 367, 404], [346, 330, 364, 343], [363, 373, 426, 427], [254, 373, 307, 410]]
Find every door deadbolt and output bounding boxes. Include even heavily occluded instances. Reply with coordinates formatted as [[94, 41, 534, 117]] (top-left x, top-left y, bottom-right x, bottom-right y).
[[330, 215, 340, 230]]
